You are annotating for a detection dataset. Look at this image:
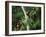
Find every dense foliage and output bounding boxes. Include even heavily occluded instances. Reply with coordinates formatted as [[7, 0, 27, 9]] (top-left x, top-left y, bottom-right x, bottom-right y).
[[12, 6, 41, 31]]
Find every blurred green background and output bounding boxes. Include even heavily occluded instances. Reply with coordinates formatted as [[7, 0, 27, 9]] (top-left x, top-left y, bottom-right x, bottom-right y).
[[12, 6, 41, 31]]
